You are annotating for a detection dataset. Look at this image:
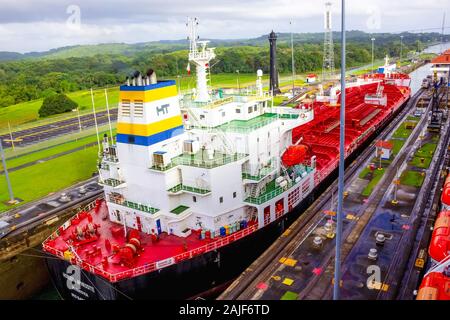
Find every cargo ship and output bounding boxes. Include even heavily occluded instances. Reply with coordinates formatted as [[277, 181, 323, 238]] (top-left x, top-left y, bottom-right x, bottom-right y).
[[42, 22, 411, 300], [417, 174, 450, 300]]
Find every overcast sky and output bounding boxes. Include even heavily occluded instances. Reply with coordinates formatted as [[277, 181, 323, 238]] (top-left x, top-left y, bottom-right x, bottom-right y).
[[0, 0, 448, 53]]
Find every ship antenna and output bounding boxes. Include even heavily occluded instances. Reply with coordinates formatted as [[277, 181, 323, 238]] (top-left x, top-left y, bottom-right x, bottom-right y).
[[187, 16, 215, 102], [104, 88, 114, 143], [90, 88, 101, 155]]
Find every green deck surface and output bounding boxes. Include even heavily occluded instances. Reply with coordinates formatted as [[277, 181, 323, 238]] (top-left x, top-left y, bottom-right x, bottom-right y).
[[216, 113, 297, 133], [170, 205, 189, 215]]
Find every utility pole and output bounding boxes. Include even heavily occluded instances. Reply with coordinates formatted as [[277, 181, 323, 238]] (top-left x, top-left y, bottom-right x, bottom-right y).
[[322, 2, 335, 82], [334, 0, 346, 301], [90, 88, 101, 155], [104, 88, 114, 142], [290, 21, 296, 96], [76, 108, 82, 133], [400, 35, 404, 66], [7, 122, 15, 151], [0, 139, 15, 204], [441, 13, 446, 54], [371, 37, 375, 74], [236, 70, 240, 94]]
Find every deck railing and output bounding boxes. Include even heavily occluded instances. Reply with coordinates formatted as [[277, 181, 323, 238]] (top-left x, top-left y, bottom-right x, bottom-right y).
[[43, 220, 258, 283], [167, 184, 211, 195]]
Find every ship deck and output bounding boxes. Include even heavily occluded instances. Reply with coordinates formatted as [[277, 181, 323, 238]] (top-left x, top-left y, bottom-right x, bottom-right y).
[[43, 202, 258, 282], [293, 80, 410, 177]]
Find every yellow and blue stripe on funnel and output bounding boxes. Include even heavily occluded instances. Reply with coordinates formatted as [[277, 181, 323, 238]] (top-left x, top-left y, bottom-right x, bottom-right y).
[[116, 80, 184, 146]]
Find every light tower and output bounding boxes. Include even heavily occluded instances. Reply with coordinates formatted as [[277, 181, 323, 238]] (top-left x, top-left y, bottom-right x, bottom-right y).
[[322, 2, 335, 82], [187, 17, 216, 103], [269, 30, 281, 95]]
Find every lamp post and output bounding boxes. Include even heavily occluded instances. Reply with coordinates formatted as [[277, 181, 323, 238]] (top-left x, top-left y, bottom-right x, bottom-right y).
[[290, 21, 296, 96], [334, 0, 346, 301], [400, 35, 404, 66], [371, 37, 375, 74], [236, 70, 240, 94], [0, 139, 15, 204]]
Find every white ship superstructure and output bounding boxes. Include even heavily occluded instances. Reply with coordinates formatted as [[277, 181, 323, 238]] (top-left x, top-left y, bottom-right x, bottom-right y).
[[98, 21, 316, 240]]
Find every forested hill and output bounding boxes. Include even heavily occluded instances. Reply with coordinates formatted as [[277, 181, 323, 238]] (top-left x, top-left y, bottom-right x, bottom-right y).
[[0, 31, 447, 108]]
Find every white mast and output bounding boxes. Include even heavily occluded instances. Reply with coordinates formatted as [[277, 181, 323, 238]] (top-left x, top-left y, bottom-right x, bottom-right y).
[[187, 17, 216, 103]]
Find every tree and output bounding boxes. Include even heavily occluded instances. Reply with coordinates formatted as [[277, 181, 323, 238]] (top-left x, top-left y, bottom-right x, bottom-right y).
[[38, 94, 78, 117]]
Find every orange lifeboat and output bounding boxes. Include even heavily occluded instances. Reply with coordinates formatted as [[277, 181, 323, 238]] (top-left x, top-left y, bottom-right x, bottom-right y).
[[281, 145, 309, 167], [429, 211, 450, 263], [417, 271, 450, 300]]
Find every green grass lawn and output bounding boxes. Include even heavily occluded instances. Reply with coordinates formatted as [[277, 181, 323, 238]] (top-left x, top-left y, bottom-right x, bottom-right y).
[[392, 125, 414, 139], [400, 170, 425, 188], [408, 142, 437, 169], [390, 139, 406, 156], [361, 168, 385, 197], [416, 142, 437, 158], [0, 87, 119, 132], [1, 129, 114, 171], [406, 116, 419, 121], [410, 156, 432, 169], [0, 145, 99, 213]]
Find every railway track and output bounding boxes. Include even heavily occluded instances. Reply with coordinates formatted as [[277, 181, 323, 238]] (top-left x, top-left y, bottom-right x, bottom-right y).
[[385, 89, 450, 300], [219, 89, 425, 300]]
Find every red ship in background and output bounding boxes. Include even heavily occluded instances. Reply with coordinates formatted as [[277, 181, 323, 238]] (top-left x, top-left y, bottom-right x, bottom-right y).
[[43, 71, 411, 300]]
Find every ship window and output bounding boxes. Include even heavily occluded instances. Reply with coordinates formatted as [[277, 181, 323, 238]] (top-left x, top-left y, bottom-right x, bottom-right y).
[[248, 106, 253, 113], [222, 111, 226, 117], [200, 114, 205, 120], [219, 197, 223, 203], [236, 108, 241, 113], [254, 105, 258, 111], [193, 196, 197, 203], [116, 210, 121, 222], [233, 192, 237, 198], [128, 136, 135, 144]]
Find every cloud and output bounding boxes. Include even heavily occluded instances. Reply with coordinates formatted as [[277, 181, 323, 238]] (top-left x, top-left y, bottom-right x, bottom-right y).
[[0, 0, 448, 52]]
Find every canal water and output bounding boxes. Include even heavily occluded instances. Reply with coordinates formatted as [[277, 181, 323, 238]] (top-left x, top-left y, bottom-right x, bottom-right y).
[[409, 42, 450, 93]]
